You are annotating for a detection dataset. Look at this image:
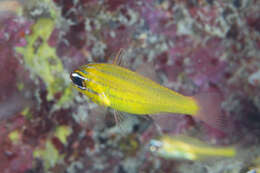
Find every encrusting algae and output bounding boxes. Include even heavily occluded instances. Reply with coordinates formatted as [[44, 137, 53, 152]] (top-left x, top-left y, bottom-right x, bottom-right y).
[[16, 18, 73, 109]]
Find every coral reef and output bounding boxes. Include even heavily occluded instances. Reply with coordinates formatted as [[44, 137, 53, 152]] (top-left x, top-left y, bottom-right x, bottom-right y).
[[0, 0, 259, 172]]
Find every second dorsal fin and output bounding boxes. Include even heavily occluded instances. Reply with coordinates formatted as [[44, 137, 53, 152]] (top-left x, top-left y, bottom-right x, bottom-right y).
[[113, 48, 126, 66], [136, 61, 161, 83]]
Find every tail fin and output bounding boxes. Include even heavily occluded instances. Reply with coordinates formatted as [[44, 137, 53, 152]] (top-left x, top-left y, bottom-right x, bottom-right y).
[[192, 92, 225, 130], [216, 147, 236, 157]]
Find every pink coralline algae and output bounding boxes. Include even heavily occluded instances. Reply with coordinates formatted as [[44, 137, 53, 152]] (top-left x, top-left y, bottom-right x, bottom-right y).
[[0, 17, 32, 120], [0, 0, 259, 173], [0, 115, 34, 173]]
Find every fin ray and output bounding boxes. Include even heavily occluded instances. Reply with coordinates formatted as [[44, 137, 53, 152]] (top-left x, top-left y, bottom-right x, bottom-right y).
[[193, 92, 226, 131], [113, 48, 126, 66]]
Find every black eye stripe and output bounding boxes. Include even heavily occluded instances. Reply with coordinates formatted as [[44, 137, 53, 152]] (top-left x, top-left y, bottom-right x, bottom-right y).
[[70, 72, 86, 90], [70, 72, 100, 96]]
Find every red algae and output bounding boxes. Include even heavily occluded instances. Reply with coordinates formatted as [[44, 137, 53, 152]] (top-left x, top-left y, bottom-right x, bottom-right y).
[[0, 17, 33, 120]]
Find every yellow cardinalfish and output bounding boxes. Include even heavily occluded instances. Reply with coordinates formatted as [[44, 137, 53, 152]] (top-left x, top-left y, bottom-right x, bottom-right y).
[[149, 135, 236, 161], [70, 51, 222, 128]]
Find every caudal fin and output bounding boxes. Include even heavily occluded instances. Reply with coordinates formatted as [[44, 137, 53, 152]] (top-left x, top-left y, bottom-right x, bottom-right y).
[[192, 92, 225, 130], [217, 147, 236, 157]]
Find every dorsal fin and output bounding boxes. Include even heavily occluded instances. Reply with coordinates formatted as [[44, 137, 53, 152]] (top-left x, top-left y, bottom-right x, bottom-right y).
[[136, 61, 161, 83], [113, 48, 126, 66]]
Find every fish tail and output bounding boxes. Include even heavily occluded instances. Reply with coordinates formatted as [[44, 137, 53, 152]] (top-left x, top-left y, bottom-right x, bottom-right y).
[[191, 92, 225, 130], [202, 146, 236, 158], [215, 147, 236, 157]]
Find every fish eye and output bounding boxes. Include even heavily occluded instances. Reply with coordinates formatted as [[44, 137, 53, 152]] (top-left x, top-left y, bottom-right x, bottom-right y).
[[149, 140, 162, 152], [70, 72, 86, 90]]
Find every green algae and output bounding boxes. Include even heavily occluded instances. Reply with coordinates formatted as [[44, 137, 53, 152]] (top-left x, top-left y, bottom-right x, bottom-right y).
[[17, 82, 24, 91], [33, 125, 72, 171], [33, 140, 64, 171], [21, 107, 32, 119], [8, 130, 21, 144], [54, 125, 72, 145], [41, 0, 60, 19], [16, 18, 73, 109]]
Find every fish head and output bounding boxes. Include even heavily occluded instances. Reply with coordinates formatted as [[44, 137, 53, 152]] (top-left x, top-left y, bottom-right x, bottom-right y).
[[70, 64, 94, 90], [70, 64, 106, 105], [149, 139, 164, 155], [149, 138, 177, 159], [70, 71, 88, 91]]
